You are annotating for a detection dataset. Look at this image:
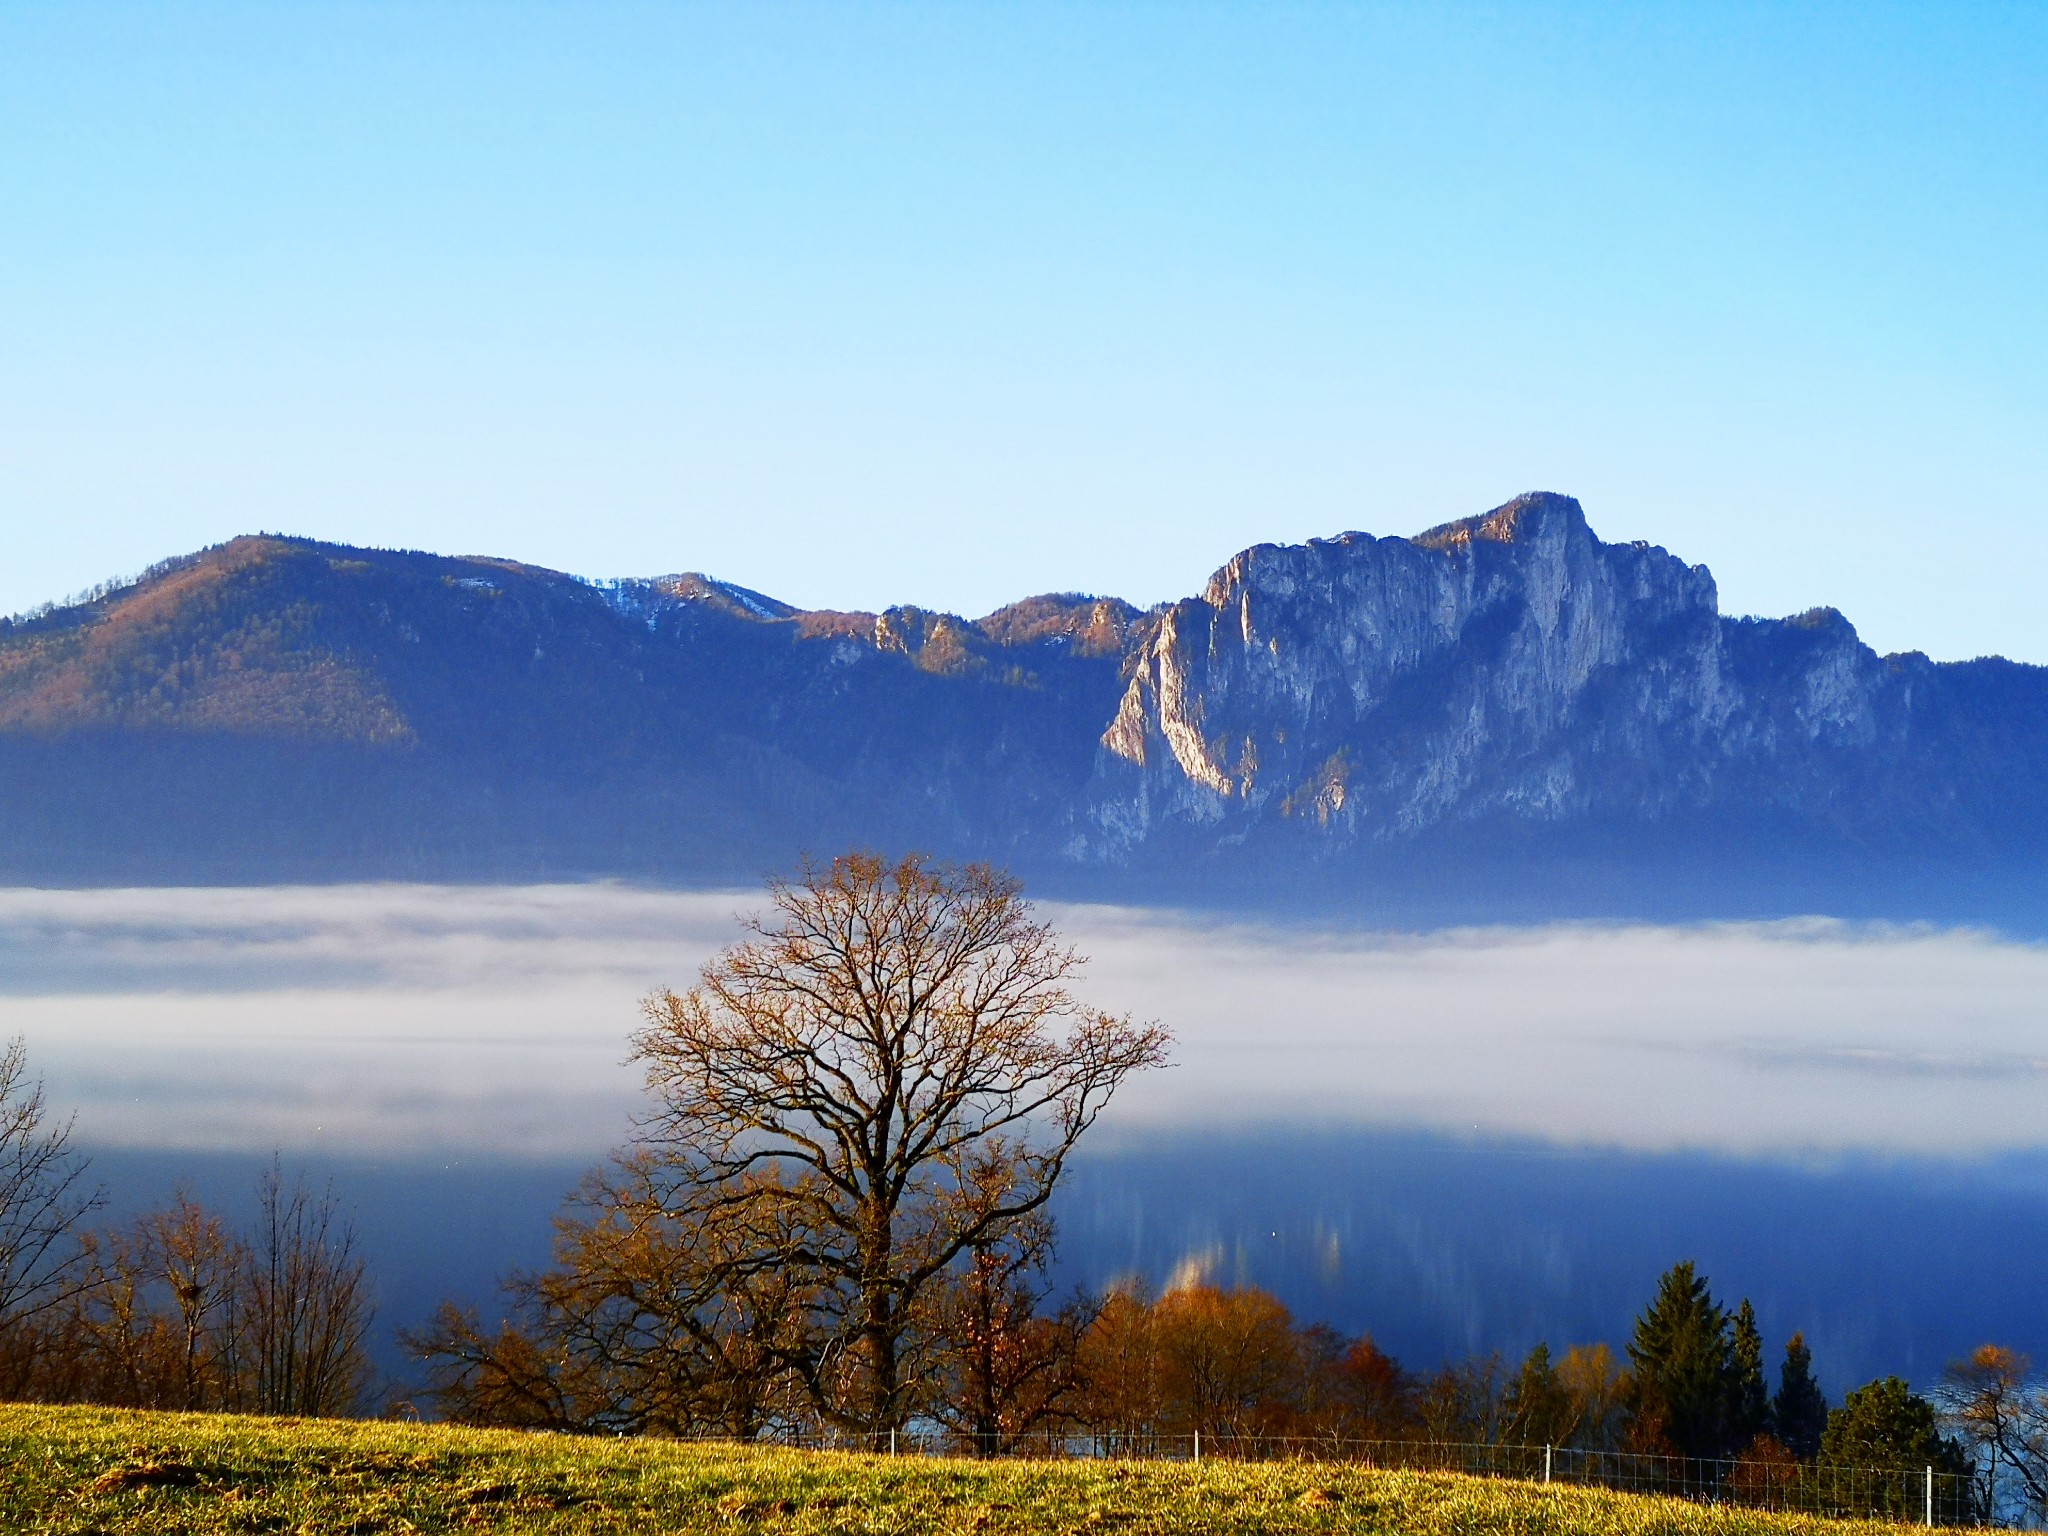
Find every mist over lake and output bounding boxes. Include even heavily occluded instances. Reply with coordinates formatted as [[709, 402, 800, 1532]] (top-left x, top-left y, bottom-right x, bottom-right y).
[[7, 881, 2046, 1386], [10, 881, 2046, 1157]]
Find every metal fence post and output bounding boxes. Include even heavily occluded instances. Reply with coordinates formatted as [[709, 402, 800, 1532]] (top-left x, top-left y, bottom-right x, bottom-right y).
[[1924, 1465, 1932, 1527], [1544, 1445, 1552, 1484], [889, 1428, 896, 1457], [1193, 1429, 1201, 1465]]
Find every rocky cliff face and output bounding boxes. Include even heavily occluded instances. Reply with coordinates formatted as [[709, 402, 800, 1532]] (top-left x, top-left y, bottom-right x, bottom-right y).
[[1071, 493, 2047, 875], [3, 496, 2044, 918], [1084, 493, 1721, 848]]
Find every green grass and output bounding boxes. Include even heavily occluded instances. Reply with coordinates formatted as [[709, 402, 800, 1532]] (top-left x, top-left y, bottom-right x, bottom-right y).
[[0, 1404, 1912, 1535]]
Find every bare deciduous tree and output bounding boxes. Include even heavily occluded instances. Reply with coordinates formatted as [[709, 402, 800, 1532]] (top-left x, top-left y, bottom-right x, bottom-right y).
[[1418, 1352, 1514, 1446], [924, 1202, 1088, 1454], [244, 1161, 374, 1417], [632, 853, 1168, 1432], [1940, 1345, 2048, 1518], [410, 1153, 816, 1436], [15, 1161, 372, 1417], [1075, 1281, 1343, 1448], [69, 1193, 245, 1410], [1296, 1329, 1418, 1444], [1555, 1341, 1633, 1451], [407, 1302, 583, 1430], [0, 1036, 100, 1391], [1076, 1280, 1166, 1446], [1151, 1284, 1304, 1444]]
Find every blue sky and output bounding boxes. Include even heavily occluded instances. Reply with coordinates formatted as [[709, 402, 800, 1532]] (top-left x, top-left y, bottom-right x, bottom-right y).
[[3, 2, 2044, 659]]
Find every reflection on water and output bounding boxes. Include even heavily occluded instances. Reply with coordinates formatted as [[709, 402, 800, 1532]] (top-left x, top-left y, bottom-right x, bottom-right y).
[[10, 884, 2048, 1388], [82, 1129, 2048, 1394], [1057, 1128, 2048, 1395]]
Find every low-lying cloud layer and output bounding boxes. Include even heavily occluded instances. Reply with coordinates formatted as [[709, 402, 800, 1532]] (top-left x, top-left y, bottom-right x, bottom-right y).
[[3, 884, 2043, 1158]]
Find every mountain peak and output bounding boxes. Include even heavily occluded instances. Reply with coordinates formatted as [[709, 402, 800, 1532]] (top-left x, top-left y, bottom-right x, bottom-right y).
[[1411, 492, 1587, 553], [976, 593, 1144, 655]]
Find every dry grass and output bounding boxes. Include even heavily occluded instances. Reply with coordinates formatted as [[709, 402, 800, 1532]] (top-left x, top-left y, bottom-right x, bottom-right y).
[[0, 1404, 1916, 1535]]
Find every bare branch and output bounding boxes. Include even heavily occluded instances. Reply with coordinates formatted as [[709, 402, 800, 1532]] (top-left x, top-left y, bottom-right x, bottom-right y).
[[621, 853, 1169, 1432]]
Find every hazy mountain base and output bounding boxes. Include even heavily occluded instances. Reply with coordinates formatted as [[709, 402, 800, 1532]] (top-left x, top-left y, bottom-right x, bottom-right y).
[[4, 493, 2045, 926], [2, 729, 2036, 931], [1, 1404, 1907, 1536]]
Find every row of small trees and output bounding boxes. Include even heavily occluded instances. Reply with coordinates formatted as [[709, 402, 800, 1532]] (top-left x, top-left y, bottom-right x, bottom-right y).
[[409, 1234, 2048, 1528], [402, 1198, 1964, 1475], [0, 1055, 373, 1419]]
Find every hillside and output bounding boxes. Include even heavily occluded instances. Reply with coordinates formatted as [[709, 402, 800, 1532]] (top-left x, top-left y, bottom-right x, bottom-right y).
[[0, 1404, 1915, 1535], [4, 494, 2045, 922]]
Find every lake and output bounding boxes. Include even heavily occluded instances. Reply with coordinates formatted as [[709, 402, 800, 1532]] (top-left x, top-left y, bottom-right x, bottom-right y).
[[6, 882, 2044, 1392]]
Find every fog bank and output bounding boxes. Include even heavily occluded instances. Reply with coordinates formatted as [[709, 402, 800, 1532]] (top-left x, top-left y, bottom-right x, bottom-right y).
[[2, 884, 2042, 1157]]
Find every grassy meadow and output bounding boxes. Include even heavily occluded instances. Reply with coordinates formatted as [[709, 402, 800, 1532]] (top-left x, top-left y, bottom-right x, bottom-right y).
[[0, 1404, 1923, 1536]]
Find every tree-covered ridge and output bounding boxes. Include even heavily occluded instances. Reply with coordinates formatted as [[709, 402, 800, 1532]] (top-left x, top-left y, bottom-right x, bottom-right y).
[[0, 541, 410, 741], [0, 535, 1139, 738]]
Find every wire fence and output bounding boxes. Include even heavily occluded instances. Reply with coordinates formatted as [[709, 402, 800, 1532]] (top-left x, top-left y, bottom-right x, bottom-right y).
[[740, 1428, 1985, 1525]]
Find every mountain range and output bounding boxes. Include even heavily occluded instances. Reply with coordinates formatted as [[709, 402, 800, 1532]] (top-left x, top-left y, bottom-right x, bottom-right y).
[[6, 492, 2045, 924]]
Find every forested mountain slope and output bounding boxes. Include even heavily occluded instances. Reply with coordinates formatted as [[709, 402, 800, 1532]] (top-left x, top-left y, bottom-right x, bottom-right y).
[[5, 494, 2043, 922]]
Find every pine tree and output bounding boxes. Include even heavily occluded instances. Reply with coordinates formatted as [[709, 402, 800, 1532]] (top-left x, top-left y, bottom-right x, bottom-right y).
[[1731, 1300, 1769, 1448], [1821, 1376, 1973, 1516], [1771, 1333, 1828, 1459], [1627, 1261, 1737, 1460]]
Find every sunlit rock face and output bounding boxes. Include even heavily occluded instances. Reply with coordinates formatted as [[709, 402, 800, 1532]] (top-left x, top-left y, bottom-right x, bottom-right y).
[[1072, 492, 2043, 872]]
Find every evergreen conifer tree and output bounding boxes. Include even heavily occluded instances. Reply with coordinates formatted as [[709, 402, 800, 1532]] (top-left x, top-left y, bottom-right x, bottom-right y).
[[1627, 1261, 1737, 1460], [1821, 1376, 1973, 1516], [1731, 1300, 1769, 1447], [1771, 1333, 1828, 1459]]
